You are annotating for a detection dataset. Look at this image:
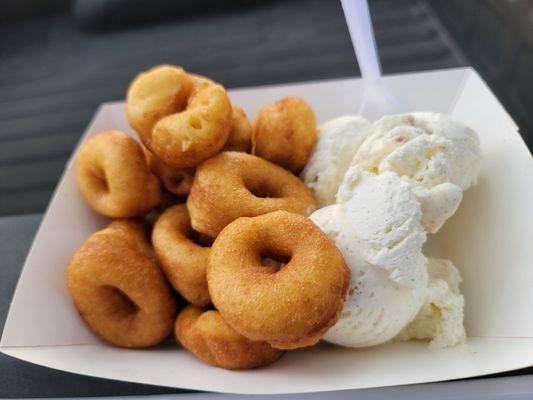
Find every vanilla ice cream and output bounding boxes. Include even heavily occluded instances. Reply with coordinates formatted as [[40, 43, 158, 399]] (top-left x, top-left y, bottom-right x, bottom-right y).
[[306, 112, 475, 348], [397, 258, 466, 348], [301, 116, 371, 207], [310, 168, 428, 347], [350, 113, 481, 233]]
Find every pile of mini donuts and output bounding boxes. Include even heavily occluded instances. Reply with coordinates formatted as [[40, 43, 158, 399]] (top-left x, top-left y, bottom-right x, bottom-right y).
[[68, 65, 350, 370]]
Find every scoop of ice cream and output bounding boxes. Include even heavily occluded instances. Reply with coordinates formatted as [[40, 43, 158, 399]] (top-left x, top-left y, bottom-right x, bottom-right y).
[[349, 122, 423, 174], [397, 258, 465, 348], [310, 169, 428, 347], [301, 115, 371, 207], [311, 206, 427, 348], [336, 167, 427, 287], [352, 112, 481, 190], [409, 112, 481, 190], [378, 133, 455, 187], [349, 113, 481, 232]]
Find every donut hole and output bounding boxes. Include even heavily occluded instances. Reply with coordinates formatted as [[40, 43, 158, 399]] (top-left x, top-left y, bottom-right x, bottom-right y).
[[244, 178, 283, 199], [171, 89, 189, 114], [101, 285, 139, 316], [190, 229, 214, 247], [89, 168, 109, 194], [97, 176, 109, 193], [168, 175, 186, 191], [260, 250, 291, 270], [189, 116, 202, 130]]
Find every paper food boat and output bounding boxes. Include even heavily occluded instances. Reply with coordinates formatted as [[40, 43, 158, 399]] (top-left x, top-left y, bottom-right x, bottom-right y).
[[2, 67, 533, 395]]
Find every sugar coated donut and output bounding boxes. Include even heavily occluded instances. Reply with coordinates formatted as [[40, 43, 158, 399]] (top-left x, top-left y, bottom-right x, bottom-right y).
[[67, 220, 176, 347], [222, 105, 252, 152], [76, 130, 161, 218], [208, 211, 350, 350], [187, 152, 315, 237], [252, 96, 317, 173], [175, 305, 283, 369], [143, 146, 194, 196], [127, 65, 233, 168], [152, 204, 212, 307]]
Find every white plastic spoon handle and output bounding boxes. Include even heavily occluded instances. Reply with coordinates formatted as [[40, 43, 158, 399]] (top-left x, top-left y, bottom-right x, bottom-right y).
[[341, 0, 382, 84], [341, 0, 409, 119]]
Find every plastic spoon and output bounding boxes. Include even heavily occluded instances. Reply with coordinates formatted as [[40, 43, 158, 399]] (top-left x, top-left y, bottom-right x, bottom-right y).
[[340, 0, 408, 121]]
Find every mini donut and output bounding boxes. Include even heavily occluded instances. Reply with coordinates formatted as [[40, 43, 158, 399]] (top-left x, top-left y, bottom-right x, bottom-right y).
[[222, 105, 252, 152], [142, 146, 194, 196], [152, 204, 212, 307], [76, 130, 161, 218], [175, 305, 282, 370], [252, 96, 317, 173], [187, 151, 315, 237], [67, 220, 176, 348], [127, 65, 233, 168], [208, 211, 350, 350]]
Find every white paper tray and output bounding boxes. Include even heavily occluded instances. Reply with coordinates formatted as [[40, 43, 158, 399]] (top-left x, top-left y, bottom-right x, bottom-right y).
[[2, 67, 533, 395]]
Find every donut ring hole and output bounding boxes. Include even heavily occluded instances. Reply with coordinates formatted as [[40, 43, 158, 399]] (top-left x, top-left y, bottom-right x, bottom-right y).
[[260, 248, 292, 271], [89, 167, 109, 194], [168, 175, 187, 191], [189, 229, 214, 248], [172, 93, 189, 114], [145, 94, 189, 143], [243, 177, 283, 199], [100, 285, 139, 317]]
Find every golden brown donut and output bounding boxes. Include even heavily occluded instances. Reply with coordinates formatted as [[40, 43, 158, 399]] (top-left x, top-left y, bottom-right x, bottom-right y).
[[208, 211, 350, 350], [67, 220, 176, 348], [152, 204, 212, 307], [142, 146, 194, 196], [222, 105, 252, 152], [252, 96, 317, 173], [187, 152, 315, 237], [76, 130, 161, 218], [126, 65, 233, 168], [175, 305, 283, 369]]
